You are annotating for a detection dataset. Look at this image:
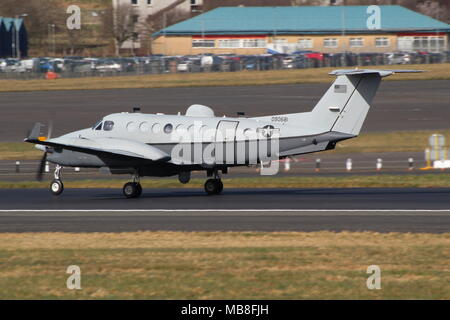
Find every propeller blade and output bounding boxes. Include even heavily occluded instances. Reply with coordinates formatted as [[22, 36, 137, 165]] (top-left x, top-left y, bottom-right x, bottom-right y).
[[47, 121, 53, 140], [36, 152, 47, 182]]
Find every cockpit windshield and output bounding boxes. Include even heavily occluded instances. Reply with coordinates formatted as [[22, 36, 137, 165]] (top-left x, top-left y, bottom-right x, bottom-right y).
[[92, 120, 102, 130]]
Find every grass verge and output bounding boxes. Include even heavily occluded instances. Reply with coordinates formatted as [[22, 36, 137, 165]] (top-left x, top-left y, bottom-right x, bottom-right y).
[[2, 129, 449, 160], [0, 231, 448, 299], [2, 173, 450, 189], [0, 64, 448, 93]]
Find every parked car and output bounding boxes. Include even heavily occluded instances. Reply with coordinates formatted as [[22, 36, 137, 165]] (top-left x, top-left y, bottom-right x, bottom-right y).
[[385, 52, 411, 64], [94, 59, 122, 72]]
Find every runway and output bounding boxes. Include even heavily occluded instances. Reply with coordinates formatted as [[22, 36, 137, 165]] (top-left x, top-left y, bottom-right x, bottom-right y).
[[1, 188, 449, 233], [1, 80, 449, 141]]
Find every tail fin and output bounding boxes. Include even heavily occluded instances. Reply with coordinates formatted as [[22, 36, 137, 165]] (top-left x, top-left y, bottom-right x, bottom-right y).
[[309, 69, 423, 135]]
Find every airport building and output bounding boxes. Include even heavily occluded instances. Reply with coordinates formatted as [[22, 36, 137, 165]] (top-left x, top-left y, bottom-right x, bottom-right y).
[[0, 17, 28, 58], [152, 5, 450, 55]]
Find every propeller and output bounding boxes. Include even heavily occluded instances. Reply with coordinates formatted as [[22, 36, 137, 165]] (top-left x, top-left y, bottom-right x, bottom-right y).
[[36, 152, 47, 181], [35, 122, 53, 181]]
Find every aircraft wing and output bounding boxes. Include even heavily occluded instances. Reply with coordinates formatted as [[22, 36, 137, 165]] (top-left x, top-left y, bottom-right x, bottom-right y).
[[25, 124, 170, 162]]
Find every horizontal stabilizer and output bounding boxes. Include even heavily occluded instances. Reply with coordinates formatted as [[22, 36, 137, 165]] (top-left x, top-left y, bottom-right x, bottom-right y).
[[329, 69, 424, 77]]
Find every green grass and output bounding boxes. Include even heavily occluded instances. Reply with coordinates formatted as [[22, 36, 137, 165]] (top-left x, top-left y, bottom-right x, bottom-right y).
[[0, 64, 448, 93], [1, 231, 449, 299], [1, 173, 450, 189]]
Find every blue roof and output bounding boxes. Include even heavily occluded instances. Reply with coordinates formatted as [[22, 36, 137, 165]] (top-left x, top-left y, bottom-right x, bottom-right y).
[[156, 5, 450, 36], [0, 17, 24, 32]]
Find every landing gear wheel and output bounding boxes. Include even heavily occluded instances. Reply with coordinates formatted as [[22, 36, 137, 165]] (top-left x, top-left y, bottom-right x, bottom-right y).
[[135, 183, 142, 197], [50, 179, 64, 196], [123, 182, 142, 198], [204, 179, 223, 195]]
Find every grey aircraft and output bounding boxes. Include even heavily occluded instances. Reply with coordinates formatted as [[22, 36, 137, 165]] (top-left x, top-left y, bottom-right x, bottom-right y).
[[25, 69, 421, 198]]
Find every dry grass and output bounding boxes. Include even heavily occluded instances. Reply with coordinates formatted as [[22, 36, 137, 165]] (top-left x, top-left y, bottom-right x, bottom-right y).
[[0, 231, 449, 299], [0, 64, 448, 93], [338, 130, 450, 153], [0, 143, 41, 160]]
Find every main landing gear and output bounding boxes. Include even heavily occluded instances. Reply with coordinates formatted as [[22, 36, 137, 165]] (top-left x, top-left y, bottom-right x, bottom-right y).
[[50, 165, 64, 196], [204, 170, 223, 195], [123, 173, 142, 198]]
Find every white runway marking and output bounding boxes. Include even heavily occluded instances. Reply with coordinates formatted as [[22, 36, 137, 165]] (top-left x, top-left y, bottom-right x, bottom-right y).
[[1, 209, 450, 213]]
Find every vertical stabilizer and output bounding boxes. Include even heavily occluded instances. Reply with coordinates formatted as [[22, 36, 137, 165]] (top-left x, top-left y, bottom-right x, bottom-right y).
[[308, 73, 381, 135]]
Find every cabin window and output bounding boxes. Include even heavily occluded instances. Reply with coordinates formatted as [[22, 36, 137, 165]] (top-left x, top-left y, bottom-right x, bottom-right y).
[[187, 125, 195, 137], [152, 123, 161, 134], [140, 122, 149, 132], [126, 122, 136, 132], [164, 123, 173, 134], [104, 121, 114, 131]]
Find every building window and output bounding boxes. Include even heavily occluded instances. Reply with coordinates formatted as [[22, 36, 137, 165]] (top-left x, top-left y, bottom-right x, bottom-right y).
[[414, 36, 445, 52], [217, 39, 241, 48], [323, 38, 338, 48], [132, 15, 139, 23], [192, 39, 215, 48], [349, 38, 364, 47], [273, 38, 287, 45], [147, 0, 152, 5], [298, 38, 312, 49], [398, 36, 413, 51], [216, 39, 266, 48], [242, 39, 266, 48], [399, 35, 446, 53], [131, 0, 138, 5], [375, 37, 390, 47]]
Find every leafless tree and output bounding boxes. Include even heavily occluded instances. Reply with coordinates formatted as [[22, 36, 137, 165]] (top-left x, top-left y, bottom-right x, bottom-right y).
[[101, 3, 138, 56], [203, 0, 292, 11], [416, 0, 450, 23]]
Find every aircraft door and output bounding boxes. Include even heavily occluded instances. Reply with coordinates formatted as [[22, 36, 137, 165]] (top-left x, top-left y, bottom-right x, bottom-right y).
[[215, 120, 238, 164]]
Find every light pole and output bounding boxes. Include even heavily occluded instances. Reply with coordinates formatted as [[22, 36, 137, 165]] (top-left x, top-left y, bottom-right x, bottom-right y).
[[13, 14, 27, 59], [48, 24, 56, 56]]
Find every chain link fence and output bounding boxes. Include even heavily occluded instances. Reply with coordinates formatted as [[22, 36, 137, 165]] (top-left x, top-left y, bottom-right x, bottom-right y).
[[1, 51, 449, 80]]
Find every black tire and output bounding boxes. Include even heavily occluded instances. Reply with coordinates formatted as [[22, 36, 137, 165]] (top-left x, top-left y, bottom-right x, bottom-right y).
[[135, 183, 143, 197], [204, 179, 223, 195], [123, 182, 141, 198], [50, 179, 64, 196], [216, 179, 224, 194]]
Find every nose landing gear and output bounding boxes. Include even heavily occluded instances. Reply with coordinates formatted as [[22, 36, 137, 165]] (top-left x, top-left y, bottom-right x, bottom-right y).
[[50, 165, 64, 196]]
